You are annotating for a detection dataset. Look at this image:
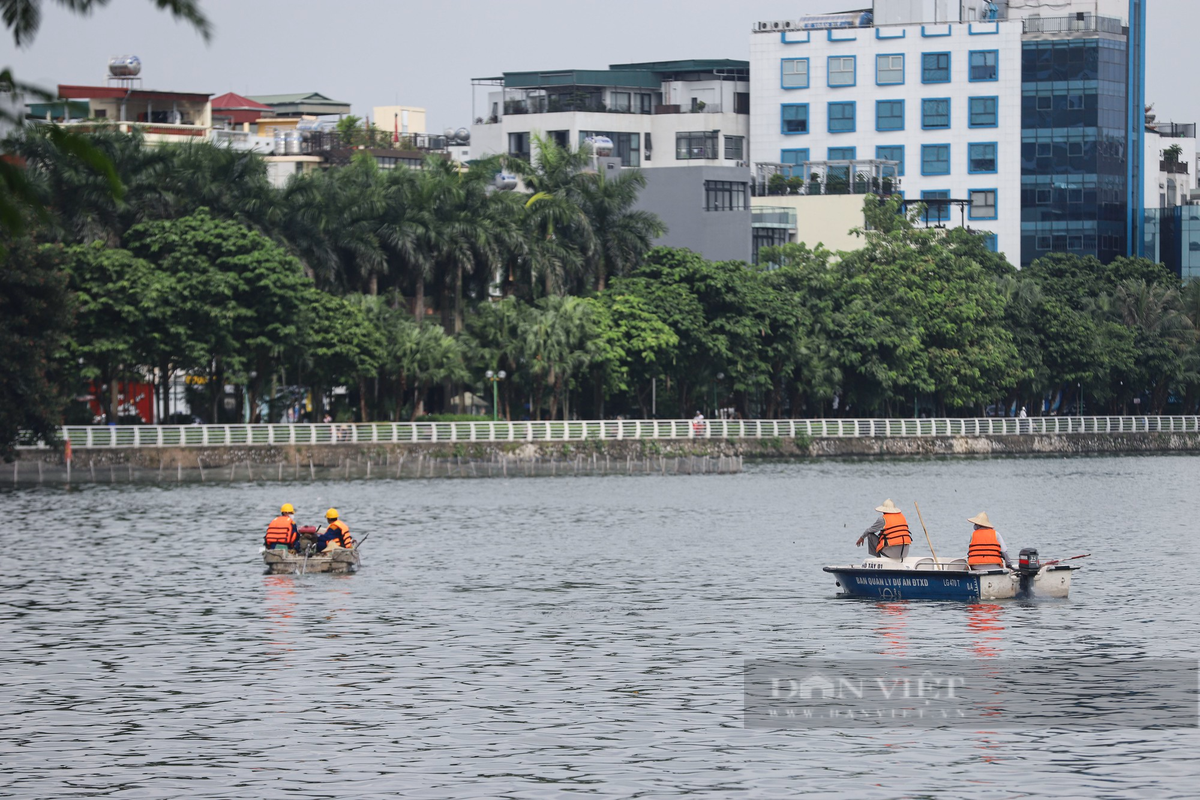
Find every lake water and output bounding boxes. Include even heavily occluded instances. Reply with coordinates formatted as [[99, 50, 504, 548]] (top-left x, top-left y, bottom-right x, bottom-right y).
[[2, 454, 1198, 798]]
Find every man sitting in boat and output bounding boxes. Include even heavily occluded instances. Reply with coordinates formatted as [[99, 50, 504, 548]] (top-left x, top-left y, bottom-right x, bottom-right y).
[[966, 512, 1012, 570], [855, 499, 912, 559], [265, 503, 300, 551], [314, 508, 354, 552]]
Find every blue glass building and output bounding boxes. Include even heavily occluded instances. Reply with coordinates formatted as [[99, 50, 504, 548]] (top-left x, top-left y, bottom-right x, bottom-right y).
[[1018, 1, 1145, 267]]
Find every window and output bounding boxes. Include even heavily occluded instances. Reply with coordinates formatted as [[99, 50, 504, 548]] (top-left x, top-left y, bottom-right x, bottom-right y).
[[508, 132, 530, 159], [645, 132, 653, 161], [1068, 142, 1084, 157], [982, 233, 998, 252], [725, 135, 745, 161], [1036, 95, 1052, 111], [1035, 188, 1051, 204], [922, 52, 950, 83], [1067, 94, 1084, 110], [969, 143, 997, 173], [876, 54, 904, 85], [638, 93, 652, 114], [828, 101, 856, 133], [876, 145, 905, 177], [611, 92, 631, 113], [1068, 235, 1083, 250], [969, 50, 998, 81], [1068, 188, 1083, 203], [580, 131, 641, 166], [781, 104, 809, 134], [969, 189, 997, 219], [876, 99, 904, 131], [676, 131, 717, 160], [829, 56, 856, 87], [705, 180, 747, 212], [781, 148, 809, 177], [969, 96, 997, 127], [921, 190, 950, 222], [827, 147, 855, 186], [782, 58, 809, 89], [921, 144, 950, 175], [1036, 142, 1052, 157], [922, 98, 950, 129], [828, 146, 856, 160], [1036, 235, 1052, 250]]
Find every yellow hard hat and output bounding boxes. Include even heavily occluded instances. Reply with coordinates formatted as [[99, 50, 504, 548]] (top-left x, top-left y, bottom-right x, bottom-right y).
[[281, 503, 295, 514], [325, 508, 339, 520]]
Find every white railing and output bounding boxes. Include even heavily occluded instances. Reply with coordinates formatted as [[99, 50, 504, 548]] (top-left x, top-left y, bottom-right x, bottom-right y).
[[17, 416, 1200, 449]]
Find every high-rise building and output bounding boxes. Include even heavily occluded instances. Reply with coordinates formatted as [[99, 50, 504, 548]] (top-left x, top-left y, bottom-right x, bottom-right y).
[[749, 0, 1146, 267]]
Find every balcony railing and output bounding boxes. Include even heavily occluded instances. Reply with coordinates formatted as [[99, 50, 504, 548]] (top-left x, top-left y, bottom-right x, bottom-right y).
[[1022, 14, 1125, 35], [1161, 160, 1190, 175]]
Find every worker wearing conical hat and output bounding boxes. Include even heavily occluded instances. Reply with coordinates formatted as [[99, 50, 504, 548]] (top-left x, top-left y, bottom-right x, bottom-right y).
[[966, 511, 1011, 570], [856, 499, 912, 560]]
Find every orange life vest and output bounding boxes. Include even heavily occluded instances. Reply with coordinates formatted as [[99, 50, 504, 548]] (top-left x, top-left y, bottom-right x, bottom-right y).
[[265, 515, 297, 549], [325, 520, 354, 549], [879, 512, 913, 549], [968, 527, 1004, 567]]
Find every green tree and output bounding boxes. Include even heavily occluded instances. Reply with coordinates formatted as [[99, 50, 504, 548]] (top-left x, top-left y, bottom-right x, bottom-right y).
[[0, 240, 72, 458], [576, 168, 665, 291], [588, 292, 678, 417]]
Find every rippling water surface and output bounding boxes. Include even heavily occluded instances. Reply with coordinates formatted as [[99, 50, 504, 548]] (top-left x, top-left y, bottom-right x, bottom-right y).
[[2, 454, 1198, 798]]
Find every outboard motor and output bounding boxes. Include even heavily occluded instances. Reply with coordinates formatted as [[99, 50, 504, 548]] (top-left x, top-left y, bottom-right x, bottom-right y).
[[1016, 548, 1040, 598]]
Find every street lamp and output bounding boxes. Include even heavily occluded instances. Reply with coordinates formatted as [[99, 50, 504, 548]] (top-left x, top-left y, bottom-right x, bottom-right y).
[[714, 372, 724, 418], [485, 370, 507, 421]]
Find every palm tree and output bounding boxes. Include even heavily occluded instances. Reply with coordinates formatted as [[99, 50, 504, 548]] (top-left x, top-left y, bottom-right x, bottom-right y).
[[577, 169, 665, 291]]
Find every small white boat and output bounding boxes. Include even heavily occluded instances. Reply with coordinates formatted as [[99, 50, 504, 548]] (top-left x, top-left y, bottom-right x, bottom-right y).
[[823, 554, 1077, 602], [262, 546, 360, 575]]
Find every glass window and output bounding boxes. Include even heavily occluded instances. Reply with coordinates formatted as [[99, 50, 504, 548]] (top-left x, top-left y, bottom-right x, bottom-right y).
[[876, 54, 904, 85], [1067, 94, 1084, 109], [724, 135, 745, 161], [828, 147, 856, 160], [969, 189, 997, 219], [969, 96, 997, 127], [782, 58, 809, 89], [921, 190, 951, 222], [580, 131, 640, 166], [922, 52, 950, 83], [922, 144, 950, 175], [1035, 188, 1051, 204], [781, 104, 809, 134], [638, 93, 653, 114], [508, 132, 530, 159], [829, 56, 856, 87], [969, 143, 997, 173], [827, 147, 855, 186], [922, 98, 950, 129], [1036, 95, 1052, 111], [1036, 235, 1052, 250], [876, 99, 904, 131], [611, 92, 631, 113], [876, 145, 905, 177], [1068, 142, 1084, 157], [676, 131, 718, 160], [828, 102, 856, 133], [781, 148, 809, 177], [982, 233, 998, 252], [705, 180, 747, 212], [1036, 142, 1052, 157], [1068, 235, 1083, 250], [969, 50, 998, 81]]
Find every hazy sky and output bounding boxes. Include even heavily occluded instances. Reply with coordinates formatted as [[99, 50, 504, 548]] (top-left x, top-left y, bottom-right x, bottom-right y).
[[5, 0, 1194, 130]]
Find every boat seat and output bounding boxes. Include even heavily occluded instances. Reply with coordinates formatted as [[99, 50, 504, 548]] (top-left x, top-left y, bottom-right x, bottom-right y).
[[914, 557, 970, 571]]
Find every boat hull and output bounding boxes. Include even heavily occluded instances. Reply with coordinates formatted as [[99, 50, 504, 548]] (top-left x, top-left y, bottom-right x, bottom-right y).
[[823, 563, 1074, 601], [263, 548, 360, 575]]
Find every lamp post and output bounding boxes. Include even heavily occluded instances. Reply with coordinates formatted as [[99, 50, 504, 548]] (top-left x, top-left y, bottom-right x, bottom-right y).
[[485, 370, 507, 421], [714, 372, 724, 418]]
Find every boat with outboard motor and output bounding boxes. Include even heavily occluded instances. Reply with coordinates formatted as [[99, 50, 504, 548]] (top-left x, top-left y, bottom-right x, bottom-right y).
[[261, 525, 363, 575], [823, 549, 1078, 601]]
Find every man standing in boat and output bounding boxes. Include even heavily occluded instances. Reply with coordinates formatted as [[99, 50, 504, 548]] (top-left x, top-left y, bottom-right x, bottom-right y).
[[314, 508, 354, 552], [265, 503, 300, 551], [966, 512, 1012, 570], [856, 499, 912, 559]]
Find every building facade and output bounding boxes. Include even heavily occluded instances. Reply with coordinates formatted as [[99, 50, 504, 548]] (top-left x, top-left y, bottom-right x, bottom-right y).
[[749, 0, 1147, 267], [470, 60, 753, 262]]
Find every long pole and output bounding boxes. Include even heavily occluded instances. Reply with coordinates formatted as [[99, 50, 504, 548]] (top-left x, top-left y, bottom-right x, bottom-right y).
[[913, 501, 939, 566], [492, 379, 499, 422]]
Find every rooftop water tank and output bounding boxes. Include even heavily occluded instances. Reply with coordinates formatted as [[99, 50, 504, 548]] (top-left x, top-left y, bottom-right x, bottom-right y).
[[494, 172, 518, 191], [585, 135, 614, 157], [455, 127, 470, 143], [108, 55, 142, 77]]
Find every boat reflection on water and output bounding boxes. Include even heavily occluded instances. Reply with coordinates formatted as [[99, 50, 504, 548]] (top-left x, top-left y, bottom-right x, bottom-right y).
[[874, 601, 909, 657], [966, 603, 1005, 659], [264, 575, 298, 657]]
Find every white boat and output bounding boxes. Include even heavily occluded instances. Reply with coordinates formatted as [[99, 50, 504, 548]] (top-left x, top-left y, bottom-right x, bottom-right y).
[[823, 555, 1077, 601]]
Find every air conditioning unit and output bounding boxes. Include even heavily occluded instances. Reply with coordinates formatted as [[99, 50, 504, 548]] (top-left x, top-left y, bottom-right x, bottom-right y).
[[783, 20, 794, 29], [756, 21, 773, 31], [772, 21, 783, 30]]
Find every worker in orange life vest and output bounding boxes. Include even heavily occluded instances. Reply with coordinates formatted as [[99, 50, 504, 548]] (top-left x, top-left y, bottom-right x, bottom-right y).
[[264, 503, 299, 551], [314, 508, 354, 552], [856, 498, 912, 559], [966, 511, 1012, 570]]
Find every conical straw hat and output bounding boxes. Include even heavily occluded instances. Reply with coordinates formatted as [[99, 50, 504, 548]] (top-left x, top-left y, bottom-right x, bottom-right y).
[[967, 511, 992, 527], [875, 499, 901, 514]]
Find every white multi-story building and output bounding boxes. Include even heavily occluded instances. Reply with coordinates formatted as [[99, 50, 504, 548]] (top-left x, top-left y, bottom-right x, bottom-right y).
[[750, 0, 1148, 268], [470, 60, 754, 261], [751, 0, 1021, 260]]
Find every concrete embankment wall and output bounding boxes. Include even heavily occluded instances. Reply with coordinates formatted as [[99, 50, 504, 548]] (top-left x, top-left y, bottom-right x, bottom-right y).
[[7, 432, 1200, 487]]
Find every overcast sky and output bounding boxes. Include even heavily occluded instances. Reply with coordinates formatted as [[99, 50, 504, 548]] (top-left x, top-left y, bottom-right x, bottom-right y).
[[5, 0, 1193, 130]]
